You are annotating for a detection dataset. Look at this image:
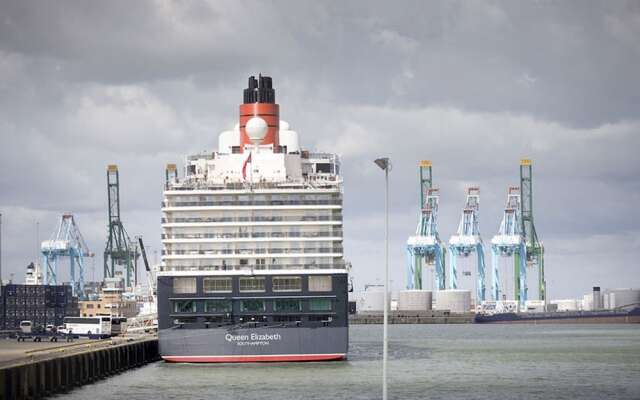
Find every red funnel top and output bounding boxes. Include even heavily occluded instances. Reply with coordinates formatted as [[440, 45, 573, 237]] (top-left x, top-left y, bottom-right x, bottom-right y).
[[239, 75, 279, 152]]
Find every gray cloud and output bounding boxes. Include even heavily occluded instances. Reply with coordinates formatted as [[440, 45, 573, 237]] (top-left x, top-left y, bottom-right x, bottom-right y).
[[0, 1, 638, 298]]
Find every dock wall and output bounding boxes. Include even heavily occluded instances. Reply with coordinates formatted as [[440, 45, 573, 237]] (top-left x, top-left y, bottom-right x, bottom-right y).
[[0, 338, 159, 400], [350, 311, 475, 324]]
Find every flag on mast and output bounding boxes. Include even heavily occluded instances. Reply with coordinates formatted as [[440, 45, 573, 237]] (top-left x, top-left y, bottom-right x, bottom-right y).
[[242, 152, 252, 180]]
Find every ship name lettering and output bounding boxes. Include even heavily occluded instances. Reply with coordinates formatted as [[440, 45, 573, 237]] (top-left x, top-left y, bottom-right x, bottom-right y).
[[225, 333, 249, 342], [250, 333, 282, 341]]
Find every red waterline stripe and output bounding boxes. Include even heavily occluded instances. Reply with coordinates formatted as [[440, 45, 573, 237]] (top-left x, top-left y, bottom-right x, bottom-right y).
[[162, 353, 346, 363]]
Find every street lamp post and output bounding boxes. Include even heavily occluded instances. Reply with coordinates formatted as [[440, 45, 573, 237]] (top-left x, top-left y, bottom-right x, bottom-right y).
[[0, 212, 3, 286], [374, 157, 391, 400]]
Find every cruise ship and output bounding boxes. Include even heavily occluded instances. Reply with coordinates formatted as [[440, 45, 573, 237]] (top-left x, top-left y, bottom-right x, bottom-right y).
[[157, 75, 348, 362]]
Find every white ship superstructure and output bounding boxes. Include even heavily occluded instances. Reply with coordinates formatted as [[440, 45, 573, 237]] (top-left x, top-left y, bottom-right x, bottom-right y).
[[157, 75, 348, 362], [161, 150, 344, 273]]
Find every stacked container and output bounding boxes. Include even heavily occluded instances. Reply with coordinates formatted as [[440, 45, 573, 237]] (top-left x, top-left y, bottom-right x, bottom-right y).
[[1, 284, 79, 329]]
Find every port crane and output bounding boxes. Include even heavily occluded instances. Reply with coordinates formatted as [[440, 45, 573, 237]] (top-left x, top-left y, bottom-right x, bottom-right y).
[[448, 187, 486, 303], [491, 187, 527, 302], [124, 237, 158, 334], [104, 165, 138, 288], [520, 159, 546, 300], [137, 237, 156, 300], [41, 214, 94, 297], [406, 161, 445, 291]]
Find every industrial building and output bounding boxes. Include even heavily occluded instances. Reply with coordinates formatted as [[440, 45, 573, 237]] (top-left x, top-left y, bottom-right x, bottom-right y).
[[78, 279, 139, 318]]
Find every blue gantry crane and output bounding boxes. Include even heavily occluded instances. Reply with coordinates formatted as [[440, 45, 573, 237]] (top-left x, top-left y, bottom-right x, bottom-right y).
[[406, 160, 445, 291], [448, 187, 486, 303], [490, 186, 527, 302], [41, 214, 93, 297]]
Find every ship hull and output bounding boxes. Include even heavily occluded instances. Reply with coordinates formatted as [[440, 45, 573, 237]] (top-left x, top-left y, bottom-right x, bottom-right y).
[[159, 326, 348, 363]]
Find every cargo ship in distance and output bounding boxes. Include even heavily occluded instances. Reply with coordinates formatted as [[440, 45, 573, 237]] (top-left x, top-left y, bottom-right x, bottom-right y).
[[157, 75, 348, 363]]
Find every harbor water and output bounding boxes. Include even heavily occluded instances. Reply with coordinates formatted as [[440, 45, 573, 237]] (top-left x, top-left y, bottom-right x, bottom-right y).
[[59, 324, 640, 400]]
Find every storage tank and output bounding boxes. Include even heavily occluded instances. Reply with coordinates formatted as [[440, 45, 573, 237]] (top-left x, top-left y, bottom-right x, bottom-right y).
[[397, 290, 432, 311], [358, 287, 387, 312], [606, 288, 640, 310], [582, 293, 593, 311], [434, 289, 471, 313]]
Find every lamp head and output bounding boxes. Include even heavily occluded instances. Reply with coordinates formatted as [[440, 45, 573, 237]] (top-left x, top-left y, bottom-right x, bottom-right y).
[[374, 157, 390, 171]]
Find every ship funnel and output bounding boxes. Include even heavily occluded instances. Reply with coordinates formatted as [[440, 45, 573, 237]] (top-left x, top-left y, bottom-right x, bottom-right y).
[[239, 74, 280, 152]]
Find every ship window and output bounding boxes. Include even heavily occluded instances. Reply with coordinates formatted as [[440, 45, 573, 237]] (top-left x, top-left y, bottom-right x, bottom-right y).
[[204, 300, 231, 313], [273, 299, 302, 312], [272, 276, 301, 292], [173, 277, 196, 294], [239, 277, 265, 292], [309, 276, 332, 292], [203, 277, 232, 293], [315, 163, 331, 173], [309, 299, 332, 311], [173, 300, 196, 313], [240, 299, 265, 312]]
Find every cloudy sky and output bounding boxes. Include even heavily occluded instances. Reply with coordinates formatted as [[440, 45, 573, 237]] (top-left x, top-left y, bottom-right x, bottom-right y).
[[1, 1, 638, 298]]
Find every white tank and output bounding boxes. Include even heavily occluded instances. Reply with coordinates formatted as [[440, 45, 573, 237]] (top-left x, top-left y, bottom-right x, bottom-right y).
[[218, 130, 238, 153], [606, 288, 640, 310], [397, 290, 432, 311], [358, 288, 387, 312], [434, 289, 471, 313], [582, 294, 593, 311]]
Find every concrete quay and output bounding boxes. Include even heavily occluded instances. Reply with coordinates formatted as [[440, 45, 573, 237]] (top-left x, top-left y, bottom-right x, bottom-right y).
[[0, 335, 159, 400], [350, 311, 475, 324]]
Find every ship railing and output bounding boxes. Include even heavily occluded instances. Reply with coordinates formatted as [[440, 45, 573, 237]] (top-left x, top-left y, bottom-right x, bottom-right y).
[[161, 247, 344, 256], [159, 263, 346, 272], [161, 231, 343, 240], [161, 199, 342, 207], [160, 215, 342, 224], [167, 178, 341, 191]]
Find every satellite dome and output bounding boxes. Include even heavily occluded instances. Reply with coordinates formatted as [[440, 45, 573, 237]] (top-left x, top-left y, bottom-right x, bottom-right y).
[[246, 116, 268, 144], [280, 120, 290, 131]]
